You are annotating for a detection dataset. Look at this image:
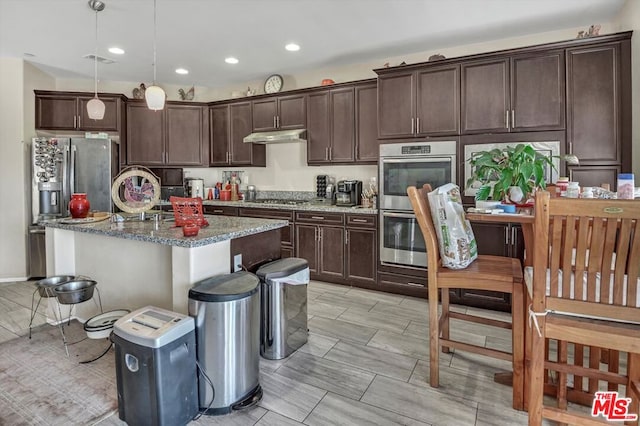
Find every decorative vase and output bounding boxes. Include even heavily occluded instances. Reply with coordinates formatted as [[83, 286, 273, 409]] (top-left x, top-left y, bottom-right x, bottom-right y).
[[69, 193, 90, 218], [507, 186, 525, 204]]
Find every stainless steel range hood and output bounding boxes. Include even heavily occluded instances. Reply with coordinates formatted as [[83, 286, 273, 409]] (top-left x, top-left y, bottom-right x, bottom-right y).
[[243, 129, 307, 144]]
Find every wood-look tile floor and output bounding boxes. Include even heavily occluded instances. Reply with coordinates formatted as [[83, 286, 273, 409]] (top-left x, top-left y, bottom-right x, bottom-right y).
[[0, 279, 530, 425]]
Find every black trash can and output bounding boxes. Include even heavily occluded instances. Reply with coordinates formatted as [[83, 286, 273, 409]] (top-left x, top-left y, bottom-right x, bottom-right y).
[[112, 306, 198, 426], [257, 258, 309, 360]]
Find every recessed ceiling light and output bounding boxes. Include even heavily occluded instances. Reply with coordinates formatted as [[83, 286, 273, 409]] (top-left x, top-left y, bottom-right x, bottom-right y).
[[225, 57, 239, 64], [175, 68, 189, 75], [285, 43, 300, 52], [108, 47, 125, 55]]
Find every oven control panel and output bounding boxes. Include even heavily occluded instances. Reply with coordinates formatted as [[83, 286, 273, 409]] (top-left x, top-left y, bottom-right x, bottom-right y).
[[401, 145, 431, 155]]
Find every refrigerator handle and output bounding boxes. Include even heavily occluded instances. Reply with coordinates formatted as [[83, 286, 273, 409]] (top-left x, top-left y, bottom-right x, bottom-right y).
[[70, 145, 77, 195], [62, 145, 70, 215]]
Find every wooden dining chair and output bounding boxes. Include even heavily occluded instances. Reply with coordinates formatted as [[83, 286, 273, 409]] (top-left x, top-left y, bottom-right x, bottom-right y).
[[407, 184, 525, 410], [527, 191, 640, 425]]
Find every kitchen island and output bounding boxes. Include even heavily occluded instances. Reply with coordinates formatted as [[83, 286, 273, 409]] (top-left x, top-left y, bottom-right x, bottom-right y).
[[42, 215, 287, 319]]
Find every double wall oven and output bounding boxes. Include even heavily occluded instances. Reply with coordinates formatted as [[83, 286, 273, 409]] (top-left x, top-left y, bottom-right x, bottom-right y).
[[379, 140, 457, 268]]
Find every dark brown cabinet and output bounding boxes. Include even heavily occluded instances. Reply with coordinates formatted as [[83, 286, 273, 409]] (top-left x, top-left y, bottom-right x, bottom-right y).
[[464, 221, 524, 311], [461, 52, 564, 134], [306, 88, 355, 164], [345, 214, 377, 285], [568, 166, 620, 190], [210, 102, 265, 166], [566, 43, 621, 165], [252, 94, 305, 132], [35, 91, 123, 132], [203, 206, 238, 216], [239, 208, 294, 259], [377, 64, 460, 138], [127, 102, 208, 166], [295, 212, 345, 281], [355, 82, 378, 162]]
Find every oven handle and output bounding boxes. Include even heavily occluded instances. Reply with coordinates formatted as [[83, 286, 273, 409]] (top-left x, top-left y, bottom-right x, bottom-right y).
[[380, 157, 454, 164], [381, 211, 416, 219]]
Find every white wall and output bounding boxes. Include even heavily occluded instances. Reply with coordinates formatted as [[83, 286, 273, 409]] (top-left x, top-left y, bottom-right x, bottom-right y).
[[614, 0, 639, 177], [0, 58, 26, 280]]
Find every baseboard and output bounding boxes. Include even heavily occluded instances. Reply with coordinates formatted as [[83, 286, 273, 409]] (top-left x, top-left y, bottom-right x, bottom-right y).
[[0, 276, 29, 284]]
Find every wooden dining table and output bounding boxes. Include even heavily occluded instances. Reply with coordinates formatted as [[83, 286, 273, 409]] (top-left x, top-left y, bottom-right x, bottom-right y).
[[466, 208, 623, 411]]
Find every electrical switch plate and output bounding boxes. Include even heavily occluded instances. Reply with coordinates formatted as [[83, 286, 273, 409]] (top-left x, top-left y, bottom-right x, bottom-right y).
[[234, 254, 242, 272]]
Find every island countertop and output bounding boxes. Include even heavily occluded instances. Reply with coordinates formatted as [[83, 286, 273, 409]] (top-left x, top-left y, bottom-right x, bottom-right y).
[[42, 215, 288, 248]]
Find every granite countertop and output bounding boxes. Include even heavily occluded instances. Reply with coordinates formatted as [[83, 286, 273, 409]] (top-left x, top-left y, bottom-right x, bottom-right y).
[[42, 215, 288, 248], [160, 200, 378, 215]]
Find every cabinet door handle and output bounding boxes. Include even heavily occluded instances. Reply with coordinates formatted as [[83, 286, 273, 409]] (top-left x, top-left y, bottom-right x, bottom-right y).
[[411, 117, 415, 134], [78, 115, 81, 128], [319, 227, 322, 242], [511, 109, 515, 128], [213, 209, 223, 213], [73, 115, 77, 128], [568, 141, 573, 154], [505, 227, 509, 244], [328, 146, 332, 160], [416, 117, 420, 134], [273, 116, 277, 128], [511, 226, 516, 246], [351, 218, 367, 223], [345, 230, 349, 245], [325, 147, 328, 161], [311, 216, 325, 220], [276, 116, 280, 128], [505, 110, 510, 129], [406, 282, 424, 288]]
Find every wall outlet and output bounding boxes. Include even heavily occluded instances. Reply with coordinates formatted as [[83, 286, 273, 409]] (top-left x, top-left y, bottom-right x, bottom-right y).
[[233, 254, 242, 272]]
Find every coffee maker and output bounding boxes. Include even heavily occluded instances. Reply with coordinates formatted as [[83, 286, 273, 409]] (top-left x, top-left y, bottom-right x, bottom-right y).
[[336, 180, 363, 207]]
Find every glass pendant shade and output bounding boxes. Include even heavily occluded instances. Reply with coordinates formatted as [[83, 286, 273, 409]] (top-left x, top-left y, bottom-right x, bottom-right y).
[[87, 97, 106, 119], [145, 85, 165, 111]]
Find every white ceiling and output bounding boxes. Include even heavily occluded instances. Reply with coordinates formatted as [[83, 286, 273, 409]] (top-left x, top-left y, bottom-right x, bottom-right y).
[[0, 0, 626, 89]]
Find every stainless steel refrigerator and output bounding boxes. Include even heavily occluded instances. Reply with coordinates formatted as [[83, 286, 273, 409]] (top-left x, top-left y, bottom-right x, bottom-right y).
[[29, 137, 118, 277]]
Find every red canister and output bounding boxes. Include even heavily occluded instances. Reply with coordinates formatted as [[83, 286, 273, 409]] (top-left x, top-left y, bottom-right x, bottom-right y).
[[69, 193, 90, 218]]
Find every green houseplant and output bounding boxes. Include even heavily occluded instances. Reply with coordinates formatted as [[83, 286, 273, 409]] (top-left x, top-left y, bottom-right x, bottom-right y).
[[466, 144, 577, 203]]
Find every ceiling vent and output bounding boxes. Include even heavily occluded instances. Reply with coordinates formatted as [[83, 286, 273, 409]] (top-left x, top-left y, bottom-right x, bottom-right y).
[[82, 53, 115, 64]]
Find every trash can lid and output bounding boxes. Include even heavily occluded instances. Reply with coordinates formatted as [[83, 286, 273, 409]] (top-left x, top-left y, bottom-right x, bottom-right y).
[[189, 271, 259, 302], [256, 257, 309, 281]]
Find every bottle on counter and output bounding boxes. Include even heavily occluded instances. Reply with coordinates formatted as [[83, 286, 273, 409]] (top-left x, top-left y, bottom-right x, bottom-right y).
[[556, 177, 569, 197], [581, 187, 594, 198], [566, 181, 580, 198], [230, 176, 239, 201], [617, 173, 635, 199]]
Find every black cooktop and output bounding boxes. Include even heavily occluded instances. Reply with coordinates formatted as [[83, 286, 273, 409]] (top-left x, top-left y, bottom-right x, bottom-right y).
[[253, 199, 308, 205]]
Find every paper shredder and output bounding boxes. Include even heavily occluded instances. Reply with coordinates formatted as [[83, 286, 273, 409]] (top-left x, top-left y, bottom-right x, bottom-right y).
[[257, 257, 309, 360], [188, 271, 262, 415], [112, 306, 198, 426]]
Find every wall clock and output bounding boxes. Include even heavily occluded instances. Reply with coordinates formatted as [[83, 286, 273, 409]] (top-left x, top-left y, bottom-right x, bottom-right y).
[[264, 74, 283, 94]]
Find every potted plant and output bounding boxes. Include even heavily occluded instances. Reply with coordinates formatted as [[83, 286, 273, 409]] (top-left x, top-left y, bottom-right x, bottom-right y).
[[466, 144, 578, 203]]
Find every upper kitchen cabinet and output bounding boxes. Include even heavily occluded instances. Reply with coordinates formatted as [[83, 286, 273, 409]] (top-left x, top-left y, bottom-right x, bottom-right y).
[[461, 51, 564, 134], [35, 90, 124, 132], [306, 87, 355, 164], [127, 101, 209, 166], [566, 40, 630, 167], [355, 82, 378, 162], [252, 94, 306, 132], [210, 102, 265, 167], [376, 64, 459, 139], [306, 80, 378, 165]]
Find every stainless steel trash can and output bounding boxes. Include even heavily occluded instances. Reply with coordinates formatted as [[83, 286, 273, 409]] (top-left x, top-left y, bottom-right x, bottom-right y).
[[257, 258, 309, 360], [188, 271, 262, 415], [112, 306, 198, 426]]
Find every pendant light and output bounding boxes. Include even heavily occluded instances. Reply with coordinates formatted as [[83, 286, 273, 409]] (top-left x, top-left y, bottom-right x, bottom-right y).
[[87, 0, 106, 120], [145, 0, 165, 110]]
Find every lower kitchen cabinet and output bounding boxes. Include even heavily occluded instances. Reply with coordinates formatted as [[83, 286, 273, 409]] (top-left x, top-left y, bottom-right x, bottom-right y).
[[239, 208, 294, 259], [295, 212, 377, 286], [463, 221, 524, 311], [203, 206, 238, 216]]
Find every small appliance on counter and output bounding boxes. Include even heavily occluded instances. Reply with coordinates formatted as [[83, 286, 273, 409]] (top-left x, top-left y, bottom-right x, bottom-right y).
[[316, 175, 335, 204], [336, 180, 363, 207], [245, 185, 257, 202], [185, 178, 204, 198]]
